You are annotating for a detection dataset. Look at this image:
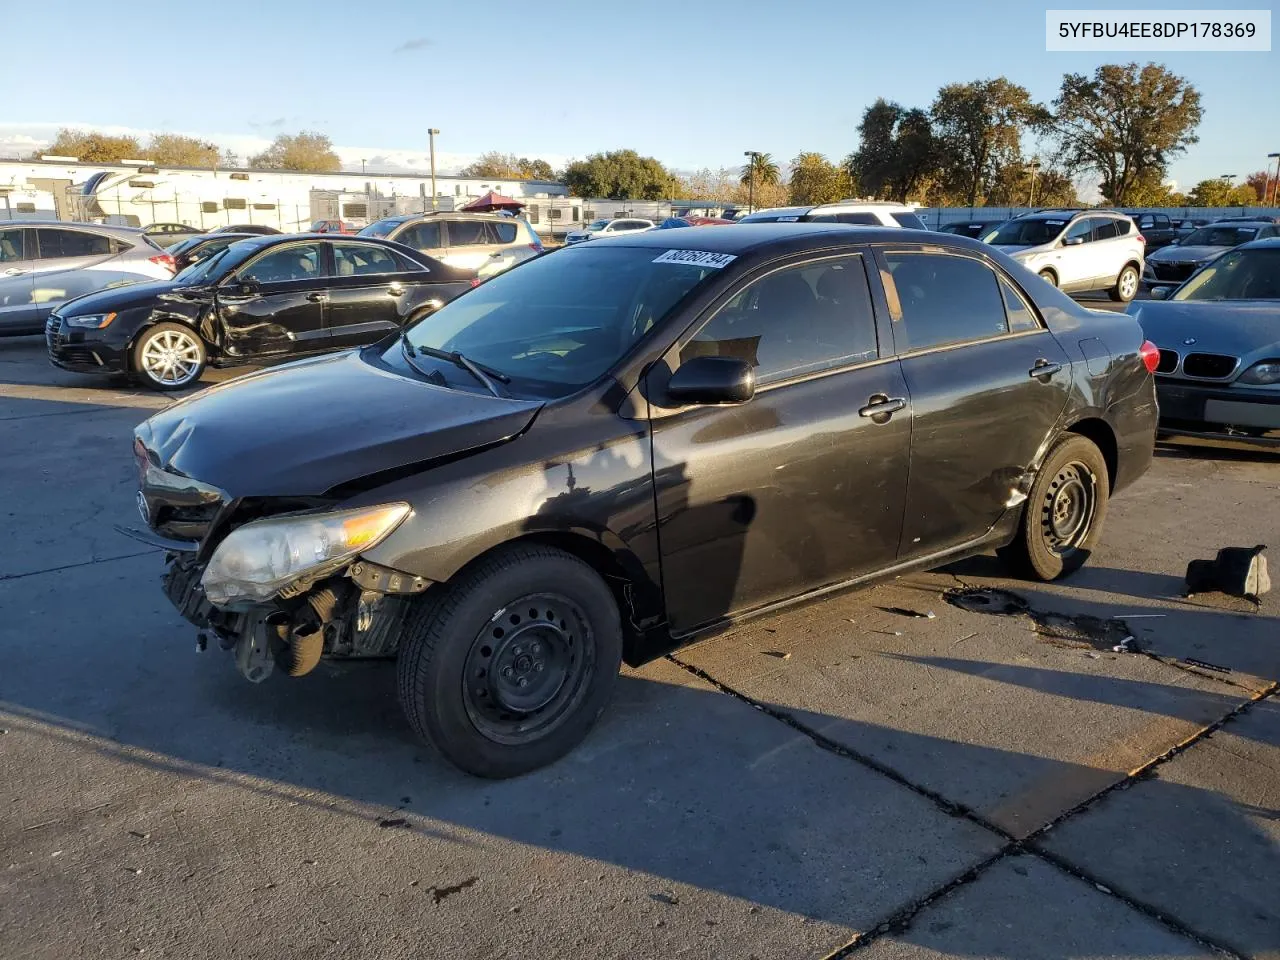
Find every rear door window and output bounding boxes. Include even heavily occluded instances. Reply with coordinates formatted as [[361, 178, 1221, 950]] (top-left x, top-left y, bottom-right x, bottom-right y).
[[999, 278, 1041, 333], [332, 242, 403, 277], [486, 221, 518, 244], [883, 252, 1009, 351], [35, 229, 112, 259], [446, 220, 488, 245], [1094, 219, 1120, 240]]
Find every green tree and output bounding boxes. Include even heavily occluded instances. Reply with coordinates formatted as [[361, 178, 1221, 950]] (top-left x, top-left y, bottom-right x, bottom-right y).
[[460, 152, 557, 180], [846, 100, 939, 202], [1049, 62, 1202, 205], [740, 152, 781, 186], [675, 167, 738, 201], [787, 152, 852, 205], [1187, 179, 1257, 207], [36, 128, 141, 163], [931, 78, 1047, 207], [730, 180, 789, 209], [561, 149, 676, 199], [1120, 170, 1184, 207], [985, 161, 1078, 207], [147, 133, 220, 168], [248, 131, 341, 172]]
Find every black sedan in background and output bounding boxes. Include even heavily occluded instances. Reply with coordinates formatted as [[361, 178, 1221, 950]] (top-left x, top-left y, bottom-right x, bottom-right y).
[[128, 225, 1158, 777], [167, 232, 255, 272], [937, 220, 1005, 241], [47, 234, 477, 390]]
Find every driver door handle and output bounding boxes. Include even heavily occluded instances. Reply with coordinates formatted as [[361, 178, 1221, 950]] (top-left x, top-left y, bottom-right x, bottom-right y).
[[2, 268, 26, 276], [1029, 359, 1062, 380], [387, 282, 404, 296], [859, 394, 907, 419]]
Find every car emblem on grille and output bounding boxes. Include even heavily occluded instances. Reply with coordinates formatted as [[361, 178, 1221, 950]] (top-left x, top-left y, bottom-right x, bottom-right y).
[[136, 491, 150, 524], [1183, 338, 1197, 345]]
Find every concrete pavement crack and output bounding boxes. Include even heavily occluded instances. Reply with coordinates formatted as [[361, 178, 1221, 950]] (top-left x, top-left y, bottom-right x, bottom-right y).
[[668, 654, 1275, 959], [0, 549, 160, 583]]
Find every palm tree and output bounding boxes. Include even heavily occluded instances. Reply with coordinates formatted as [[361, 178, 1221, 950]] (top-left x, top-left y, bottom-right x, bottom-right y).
[[740, 152, 781, 186]]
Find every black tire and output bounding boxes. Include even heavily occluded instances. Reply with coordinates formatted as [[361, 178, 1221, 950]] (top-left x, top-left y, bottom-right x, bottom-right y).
[[998, 434, 1109, 581], [396, 544, 623, 778], [1037, 269, 1058, 288], [1109, 264, 1139, 302], [131, 322, 207, 391]]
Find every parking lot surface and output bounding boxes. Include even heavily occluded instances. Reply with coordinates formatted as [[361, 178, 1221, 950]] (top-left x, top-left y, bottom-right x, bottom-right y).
[[2, 331, 1277, 960]]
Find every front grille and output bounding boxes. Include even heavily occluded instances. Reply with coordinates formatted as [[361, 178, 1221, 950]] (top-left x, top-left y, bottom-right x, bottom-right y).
[[45, 315, 65, 350], [155, 502, 221, 541], [1182, 353, 1238, 379], [1152, 261, 1197, 282], [1156, 349, 1179, 374]]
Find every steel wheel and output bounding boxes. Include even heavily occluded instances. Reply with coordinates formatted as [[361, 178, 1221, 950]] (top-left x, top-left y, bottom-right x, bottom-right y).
[[462, 592, 596, 746], [134, 323, 206, 390], [1039, 461, 1097, 556]]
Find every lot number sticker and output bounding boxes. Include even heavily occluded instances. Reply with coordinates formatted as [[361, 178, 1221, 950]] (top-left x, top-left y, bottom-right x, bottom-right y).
[[653, 249, 737, 268]]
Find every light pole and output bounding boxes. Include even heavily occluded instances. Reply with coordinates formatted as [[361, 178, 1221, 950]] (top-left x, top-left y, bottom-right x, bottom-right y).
[[360, 158, 366, 174], [1267, 153, 1280, 207], [743, 150, 759, 214], [1026, 159, 1042, 208], [428, 129, 440, 211]]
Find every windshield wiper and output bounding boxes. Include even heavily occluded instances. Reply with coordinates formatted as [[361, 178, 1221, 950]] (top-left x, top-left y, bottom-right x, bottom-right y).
[[401, 336, 510, 398]]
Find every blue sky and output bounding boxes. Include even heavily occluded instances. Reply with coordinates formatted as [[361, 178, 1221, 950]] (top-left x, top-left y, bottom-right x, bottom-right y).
[[1, 0, 1275, 189]]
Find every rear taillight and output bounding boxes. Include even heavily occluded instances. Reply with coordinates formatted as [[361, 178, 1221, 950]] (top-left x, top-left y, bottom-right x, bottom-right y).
[[469, 277, 482, 287], [1136, 233, 1147, 246], [150, 253, 176, 273], [1139, 340, 1160, 374], [529, 241, 544, 253]]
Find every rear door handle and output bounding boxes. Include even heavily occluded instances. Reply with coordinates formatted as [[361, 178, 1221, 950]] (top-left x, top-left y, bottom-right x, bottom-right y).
[[305, 292, 327, 302], [387, 283, 404, 296], [859, 394, 907, 420], [1, 268, 26, 276], [1029, 359, 1062, 380]]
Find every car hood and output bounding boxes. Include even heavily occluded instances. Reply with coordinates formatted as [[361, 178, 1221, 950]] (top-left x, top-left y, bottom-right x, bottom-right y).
[[56, 280, 204, 316], [991, 244, 1042, 257], [1128, 300, 1280, 355], [135, 349, 544, 498], [1147, 244, 1227, 263]]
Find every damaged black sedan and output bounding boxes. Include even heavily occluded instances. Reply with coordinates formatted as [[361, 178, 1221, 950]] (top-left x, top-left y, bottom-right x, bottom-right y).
[[48, 234, 475, 390], [127, 225, 1158, 777]]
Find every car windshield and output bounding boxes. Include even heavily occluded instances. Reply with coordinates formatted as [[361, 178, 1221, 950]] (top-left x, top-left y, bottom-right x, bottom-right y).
[[1173, 248, 1280, 301], [988, 218, 1066, 246], [396, 245, 722, 397], [1181, 226, 1259, 247], [586, 219, 610, 231], [358, 219, 401, 238]]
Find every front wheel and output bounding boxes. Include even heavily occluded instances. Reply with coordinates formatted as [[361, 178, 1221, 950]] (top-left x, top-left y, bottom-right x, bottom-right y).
[[999, 434, 1110, 581], [396, 544, 623, 778], [1038, 269, 1058, 288], [1109, 264, 1139, 302], [132, 322, 207, 391]]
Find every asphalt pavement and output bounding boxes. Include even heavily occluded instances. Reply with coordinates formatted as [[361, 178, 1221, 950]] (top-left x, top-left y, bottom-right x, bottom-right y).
[[1, 329, 1276, 960]]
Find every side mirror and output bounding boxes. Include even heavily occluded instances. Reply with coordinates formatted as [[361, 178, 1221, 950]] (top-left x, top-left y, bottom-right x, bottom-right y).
[[1062, 236, 1084, 246], [229, 279, 260, 296], [1151, 286, 1172, 300], [667, 356, 755, 405]]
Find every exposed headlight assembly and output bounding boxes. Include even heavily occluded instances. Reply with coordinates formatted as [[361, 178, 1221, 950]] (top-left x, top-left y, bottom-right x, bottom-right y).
[[65, 312, 117, 329], [201, 503, 412, 605], [1237, 360, 1280, 386]]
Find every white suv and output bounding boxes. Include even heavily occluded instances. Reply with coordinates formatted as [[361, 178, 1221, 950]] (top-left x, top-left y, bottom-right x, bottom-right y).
[[736, 201, 928, 229], [987, 210, 1145, 302]]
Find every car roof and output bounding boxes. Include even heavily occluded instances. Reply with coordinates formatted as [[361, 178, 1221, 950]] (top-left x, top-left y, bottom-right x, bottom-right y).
[[8, 221, 145, 237], [1204, 219, 1275, 228], [585, 222, 940, 254], [1238, 236, 1280, 249]]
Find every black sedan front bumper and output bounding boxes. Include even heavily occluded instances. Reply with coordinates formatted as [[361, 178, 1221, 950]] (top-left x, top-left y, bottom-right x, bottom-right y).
[[45, 315, 131, 374], [1155, 378, 1280, 446]]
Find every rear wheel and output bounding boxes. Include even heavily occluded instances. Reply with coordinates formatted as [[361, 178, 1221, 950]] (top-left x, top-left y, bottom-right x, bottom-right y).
[[999, 434, 1109, 581], [132, 322, 206, 391], [1038, 269, 1058, 287], [1109, 264, 1139, 302], [396, 544, 623, 778]]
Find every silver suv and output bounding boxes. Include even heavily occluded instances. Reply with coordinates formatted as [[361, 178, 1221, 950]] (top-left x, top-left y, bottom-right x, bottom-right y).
[[0, 222, 175, 336], [359, 213, 543, 277], [737, 201, 928, 229], [987, 210, 1145, 302]]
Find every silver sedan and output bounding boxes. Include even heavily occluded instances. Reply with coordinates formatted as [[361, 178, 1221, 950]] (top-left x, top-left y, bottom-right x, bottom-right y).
[[0, 222, 175, 336]]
